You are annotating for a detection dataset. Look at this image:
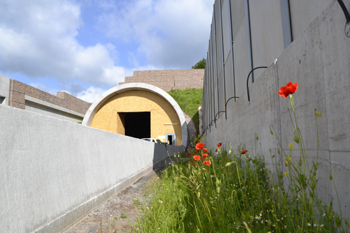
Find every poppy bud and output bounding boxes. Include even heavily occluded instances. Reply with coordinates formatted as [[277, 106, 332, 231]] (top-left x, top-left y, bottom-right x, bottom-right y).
[[315, 110, 322, 118], [270, 130, 273, 135], [294, 135, 300, 144]]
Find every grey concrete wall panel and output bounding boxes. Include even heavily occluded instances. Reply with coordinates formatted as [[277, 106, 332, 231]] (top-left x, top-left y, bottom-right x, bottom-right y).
[[208, 40, 212, 125], [0, 75, 10, 105], [218, 72, 225, 116], [222, 0, 232, 61], [249, 0, 285, 79], [202, 1, 350, 219], [215, 0, 223, 78], [233, 19, 250, 99], [218, 0, 226, 116], [210, 24, 218, 120], [209, 36, 214, 124], [318, 0, 350, 153], [230, 0, 246, 41], [331, 151, 350, 216], [0, 104, 184, 233], [214, 78, 218, 119], [289, 0, 332, 40], [244, 0, 253, 80], [224, 51, 235, 101], [280, 0, 293, 48]]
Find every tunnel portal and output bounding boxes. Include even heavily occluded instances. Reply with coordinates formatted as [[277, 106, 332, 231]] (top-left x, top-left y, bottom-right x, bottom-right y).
[[119, 112, 150, 139]]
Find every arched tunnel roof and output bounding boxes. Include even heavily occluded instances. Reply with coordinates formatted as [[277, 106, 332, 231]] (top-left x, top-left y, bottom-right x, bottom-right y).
[[82, 83, 188, 147]]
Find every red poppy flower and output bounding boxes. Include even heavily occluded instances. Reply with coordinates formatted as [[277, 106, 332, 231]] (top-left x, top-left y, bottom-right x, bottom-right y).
[[187, 153, 191, 156], [247, 184, 249, 186], [186, 147, 189, 149], [202, 153, 208, 159], [203, 160, 211, 166], [241, 150, 248, 155], [191, 163, 195, 166], [215, 149, 218, 152], [278, 82, 298, 98], [195, 142, 204, 150], [193, 155, 201, 161], [217, 142, 222, 148], [203, 148, 208, 152]]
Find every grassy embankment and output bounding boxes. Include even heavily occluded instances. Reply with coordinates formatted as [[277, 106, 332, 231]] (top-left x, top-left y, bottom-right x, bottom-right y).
[[167, 88, 203, 134]]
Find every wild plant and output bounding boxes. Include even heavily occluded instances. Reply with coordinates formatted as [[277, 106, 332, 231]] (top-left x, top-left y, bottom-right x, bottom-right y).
[[134, 82, 349, 232]]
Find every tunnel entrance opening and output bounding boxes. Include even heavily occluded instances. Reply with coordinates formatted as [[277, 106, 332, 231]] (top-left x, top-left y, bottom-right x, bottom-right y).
[[119, 112, 150, 139]]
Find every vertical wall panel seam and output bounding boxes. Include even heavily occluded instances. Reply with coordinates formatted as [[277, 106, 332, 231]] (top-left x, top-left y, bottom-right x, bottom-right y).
[[219, 0, 226, 120], [244, 0, 254, 82], [228, 0, 237, 103], [213, 5, 218, 127]]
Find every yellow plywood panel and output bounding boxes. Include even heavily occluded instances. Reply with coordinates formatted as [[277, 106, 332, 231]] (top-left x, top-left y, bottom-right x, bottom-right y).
[[91, 90, 182, 145]]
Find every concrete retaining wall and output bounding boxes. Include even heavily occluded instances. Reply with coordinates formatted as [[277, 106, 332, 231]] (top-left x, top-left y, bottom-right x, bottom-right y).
[[0, 104, 184, 233], [202, 0, 350, 219]]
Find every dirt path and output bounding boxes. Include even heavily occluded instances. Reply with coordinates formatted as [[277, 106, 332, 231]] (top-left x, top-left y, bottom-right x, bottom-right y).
[[63, 158, 175, 233]]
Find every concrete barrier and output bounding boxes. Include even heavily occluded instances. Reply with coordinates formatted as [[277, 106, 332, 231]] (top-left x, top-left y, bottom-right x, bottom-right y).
[[0, 104, 184, 233]]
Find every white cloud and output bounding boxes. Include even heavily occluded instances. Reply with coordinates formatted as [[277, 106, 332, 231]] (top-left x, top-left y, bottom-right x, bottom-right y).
[[98, 0, 212, 69], [0, 0, 128, 87], [76, 86, 107, 103]]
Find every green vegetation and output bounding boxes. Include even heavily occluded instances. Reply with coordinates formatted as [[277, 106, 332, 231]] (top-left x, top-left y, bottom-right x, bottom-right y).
[[192, 58, 206, 69], [134, 92, 349, 232], [134, 144, 348, 232], [167, 88, 203, 134]]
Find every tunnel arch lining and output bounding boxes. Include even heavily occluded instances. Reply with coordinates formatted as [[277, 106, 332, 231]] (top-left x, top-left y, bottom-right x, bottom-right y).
[[82, 83, 188, 147]]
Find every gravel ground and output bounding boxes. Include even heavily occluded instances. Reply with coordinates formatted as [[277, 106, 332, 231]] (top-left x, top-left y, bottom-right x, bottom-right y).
[[63, 158, 176, 233]]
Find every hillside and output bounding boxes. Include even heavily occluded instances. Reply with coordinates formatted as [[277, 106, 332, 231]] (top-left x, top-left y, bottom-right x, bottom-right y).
[[167, 88, 203, 134]]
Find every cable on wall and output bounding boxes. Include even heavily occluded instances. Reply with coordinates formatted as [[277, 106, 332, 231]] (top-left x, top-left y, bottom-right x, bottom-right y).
[[246, 66, 268, 102], [337, 0, 350, 23]]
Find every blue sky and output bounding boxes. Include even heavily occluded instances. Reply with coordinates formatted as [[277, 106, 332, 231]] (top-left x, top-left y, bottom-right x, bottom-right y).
[[0, 0, 212, 102]]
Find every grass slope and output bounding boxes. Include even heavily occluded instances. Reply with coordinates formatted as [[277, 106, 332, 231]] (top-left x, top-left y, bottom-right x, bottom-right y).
[[168, 88, 203, 134]]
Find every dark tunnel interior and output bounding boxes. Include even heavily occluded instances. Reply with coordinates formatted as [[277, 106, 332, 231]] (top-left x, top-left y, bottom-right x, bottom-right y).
[[123, 112, 150, 139]]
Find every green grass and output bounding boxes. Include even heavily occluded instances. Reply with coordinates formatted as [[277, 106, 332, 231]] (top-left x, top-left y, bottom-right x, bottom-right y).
[[134, 145, 349, 232], [134, 95, 350, 232], [167, 88, 203, 134]]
